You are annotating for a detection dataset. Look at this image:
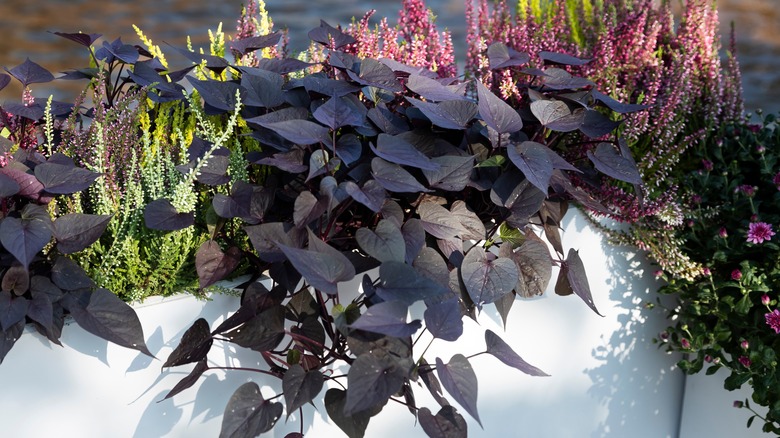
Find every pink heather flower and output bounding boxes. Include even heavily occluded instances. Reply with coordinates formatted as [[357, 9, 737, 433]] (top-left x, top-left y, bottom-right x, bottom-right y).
[[738, 356, 751, 368], [740, 340, 749, 350], [747, 222, 775, 244], [731, 269, 742, 281], [680, 338, 691, 349], [718, 227, 728, 238], [736, 185, 756, 197], [762, 294, 771, 306], [765, 309, 780, 334]]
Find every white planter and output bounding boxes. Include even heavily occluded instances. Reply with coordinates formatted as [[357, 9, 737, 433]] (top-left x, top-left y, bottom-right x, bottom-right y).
[[679, 367, 768, 437], [0, 209, 686, 437]]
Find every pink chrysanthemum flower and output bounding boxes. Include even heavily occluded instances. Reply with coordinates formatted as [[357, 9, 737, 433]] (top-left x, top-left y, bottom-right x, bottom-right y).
[[765, 309, 780, 334], [738, 356, 751, 368], [747, 222, 775, 244]]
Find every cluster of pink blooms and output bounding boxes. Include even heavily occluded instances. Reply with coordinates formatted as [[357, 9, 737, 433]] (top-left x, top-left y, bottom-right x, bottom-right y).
[[344, 0, 456, 78], [765, 309, 780, 334], [746, 222, 775, 244]]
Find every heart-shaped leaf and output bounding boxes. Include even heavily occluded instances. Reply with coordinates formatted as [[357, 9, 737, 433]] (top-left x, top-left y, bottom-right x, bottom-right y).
[[51, 31, 102, 47], [591, 90, 649, 114], [256, 119, 329, 145], [5, 58, 54, 87], [460, 247, 518, 306], [0, 74, 10, 92], [278, 241, 355, 296], [402, 219, 426, 265], [283, 364, 325, 416], [308, 20, 356, 48], [35, 162, 100, 194], [350, 300, 422, 337], [406, 74, 466, 101], [239, 67, 285, 108], [371, 158, 430, 193], [487, 42, 530, 70], [422, 155, 474, 192], [188, 78, 245, 112], [195, 241, 240, 289], [313, 95, 367, 129], [580, 109, 622, 138], [161, 359, 209, 401], [407, 97, 477, 130], [66, 288, 153, 356], [324, 388, 377, 438], [587, 142, 642, 184], [542, 68, 593, 90], [0, 291, 29, 331], [450, 201, 486, 241], [27, 289, 55, 342], [376, 261, 449, 305], [418, 202, 467, 241], [476, 80, 523, 134], [225, 305, 285, 352], [372, 133, 438, 170], [512, 240, 552, 297], [143, 198, 195, 231], [436, 355, 481, 427], [2, 264, 28, 296], [424, 299, 463, 342], [507, 141, 553, 193], [220, 382, 283, 438], [539, 51, 591, 66], [51, 256, 95, 290], [356, 219, 405, 263], [345, 58, 402, 93], [419, 406, 468, 438], [229, 32, 281, 55], [557, 248, 602, 316], [485, 330, 549, 376], [0, 319, 24, 364], [344, 353, 407, 416], [303, 75, 362, 97], [530, 100, 571, 126], [0, 205, 52, 268], [53, 214, 112, 254], [256, 57, 314, 75], [343, 180, 386, 212], [168, 44, 229, 72], [163, 318, 213, 368]]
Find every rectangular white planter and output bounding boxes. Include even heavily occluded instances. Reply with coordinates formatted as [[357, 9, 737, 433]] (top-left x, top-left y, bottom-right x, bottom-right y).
[[0, 209, 686, 437]]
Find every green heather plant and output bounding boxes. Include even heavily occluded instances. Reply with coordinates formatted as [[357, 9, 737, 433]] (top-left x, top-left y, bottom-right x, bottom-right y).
[[655, 113, 780, 433], [0, 62, 152, 363]]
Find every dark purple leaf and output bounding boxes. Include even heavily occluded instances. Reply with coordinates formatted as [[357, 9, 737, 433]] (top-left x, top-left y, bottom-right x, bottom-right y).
[[51, 31, 102, 47], [539, 51, 591, 66], [350, 300, 421, 338], [255, 119, 329, 145], [306, 150, 340, 182], [530, 100, 571, 126], [225, 305, 285, 352], [546, 109, 585, 132], [356, 219, 405, 263], [418, 202, 467, 241], [425, 299, 463, 341], [188, 78, 245, 112], [195, 241, 240, 289], [436, 355, 481, 426], [413, 247, 450, 288], [220, 382, 283, 438], [450, 201, 485, 241], [344, 353, 407, 415], [229, 32, 281, 55], [245, 222, 306, 263], [143, 198, 195, 231], [100, 38, 139, 64], [550, 170, 611, 215], [68, 288, 153, 356], [283, 365, 325, 416], [0, 205, 52, 269], [2, 264, 28, 296], [163, 318, 213, 368], [5, 58, 54, 87], [331, 133, 362, 165], [0, 291, 28, 331], [542, 68, 593, 90], [406, 74, 466, 101], [376, 261, 449, 305], [343, 180, 386, 212], [0, 172, 19, 198], [372, 133, 438, 170], [487, 42, 530, 70], [476, 80, 523, 134], [0, 319, 24, 364], [493, 291, 514, 329], [507, 141, 553, 193], [51, 256, 95, 290], [34, 162, 100, 194], [371, 158, 430, 193], [461, 247, 518, 306], [368, 104, 409, 135], [161, 359, 209, 401], [346, 58, 403, 93], [587, 142, 642, 184], [292, 191, 322, 228], [559, 249, 602, 315], [178, 147, 230, 186], [313, 95, 366, 129], [254, 148, 308, 173], [53, 213, 111, 254], [1, 102, 43, 121], [0, 73, 10, 92], [167, 44, 229, 72], [485, 330, 549, 376], [324, 388, 376, 438], [419, 406, 468, 438], [278, 242, 355, 296], [303, 75, 361, 97], [512, 240, 552, 297], [308, 20, 356, 48], [27, 290, 56, 342], [402, 219, 426, 265], [407, 97, 477, 130], [422, 155, 474, 192], [580, 109, 622, 138], [379, 58, 437, 77], [256, 57, 314, 75], [238, 67, 285, 108], [591, 90, 649, 114]]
